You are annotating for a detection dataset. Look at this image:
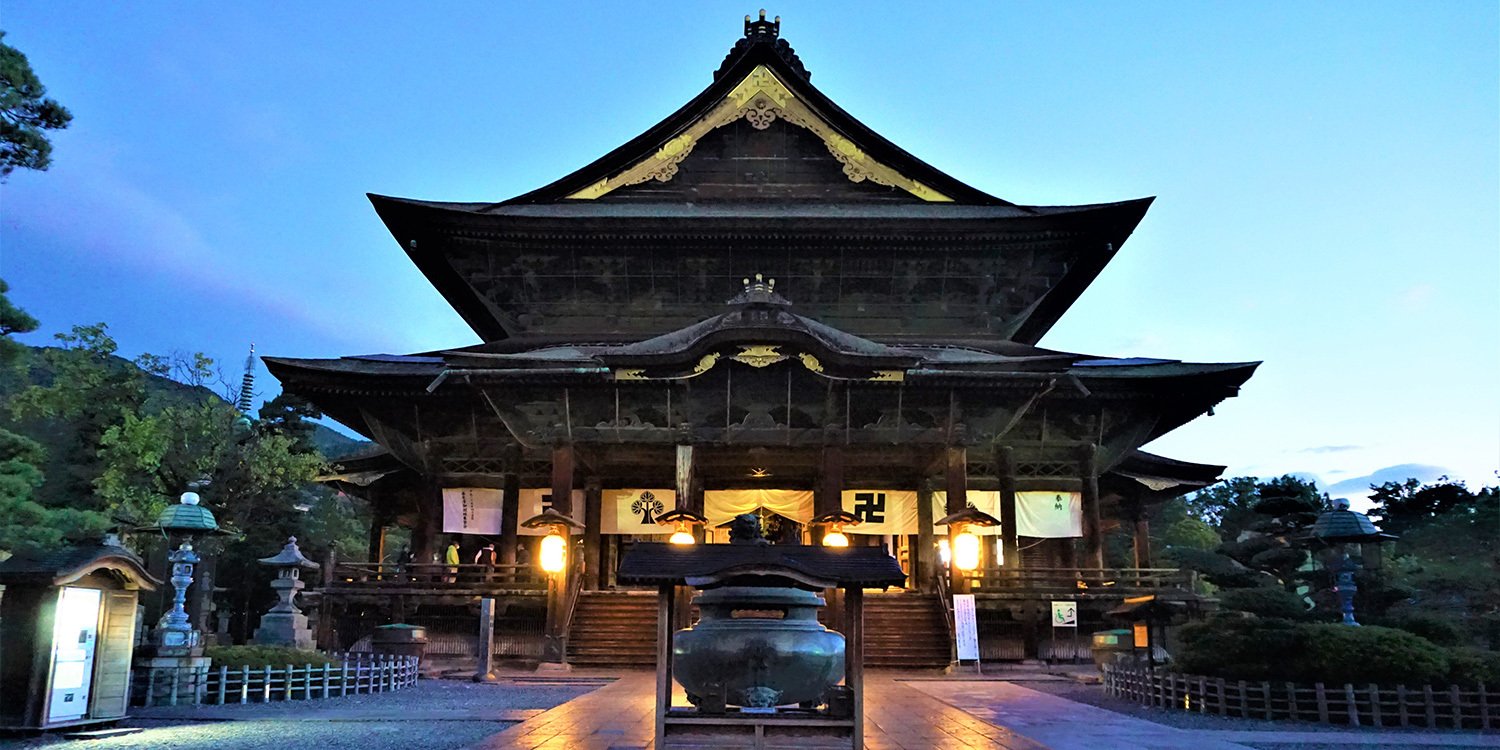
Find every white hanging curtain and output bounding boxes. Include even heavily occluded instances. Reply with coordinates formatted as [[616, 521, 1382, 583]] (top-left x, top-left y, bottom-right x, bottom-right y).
[[931, 490, 1003, 536], [1015, 491, 1083, 538], [603, 489, 677, 535], [704, 489, 815, 527], [441, 487, 504, 535]]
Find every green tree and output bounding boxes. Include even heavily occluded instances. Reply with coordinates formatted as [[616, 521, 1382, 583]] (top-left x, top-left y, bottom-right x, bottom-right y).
[[0, 279, 39, 367], [0, 31, 73, 177]]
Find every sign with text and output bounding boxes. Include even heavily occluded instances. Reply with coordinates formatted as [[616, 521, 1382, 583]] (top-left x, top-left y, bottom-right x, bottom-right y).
[[953, 594, 980, 661], [1051, 601, 1078, 628]]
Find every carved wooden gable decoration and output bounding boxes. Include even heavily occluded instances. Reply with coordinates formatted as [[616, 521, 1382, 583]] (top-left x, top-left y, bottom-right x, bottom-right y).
[[566, 65, 952, 203]]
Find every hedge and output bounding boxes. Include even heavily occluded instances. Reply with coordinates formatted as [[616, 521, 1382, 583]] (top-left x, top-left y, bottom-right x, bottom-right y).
[[205, 645, 334, 669], [1175, 617, 1454, 685]]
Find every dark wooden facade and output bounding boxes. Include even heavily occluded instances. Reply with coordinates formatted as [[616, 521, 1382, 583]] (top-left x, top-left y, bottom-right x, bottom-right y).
[[268, 17, 1257, 661]]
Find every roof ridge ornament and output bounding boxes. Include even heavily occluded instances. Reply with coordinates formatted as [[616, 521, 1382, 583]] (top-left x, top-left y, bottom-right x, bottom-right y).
[[727, 272, 792, 308], [715, 10, 809, 81]]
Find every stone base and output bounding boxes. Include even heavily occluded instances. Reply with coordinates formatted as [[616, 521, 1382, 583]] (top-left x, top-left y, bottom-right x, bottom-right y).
[[535, 661, 574, 674], [136, 656, 211, 706], [252, 611, 316, 650]]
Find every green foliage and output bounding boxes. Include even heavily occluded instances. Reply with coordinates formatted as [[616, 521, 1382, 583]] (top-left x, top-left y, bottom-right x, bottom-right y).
[[1176, 617, 1306, 681], [0, 31, 72, 177], [1176, 618, 1452, 685], [1217, 587, 1311, 621], [1368, 477, 1474, 536], [1374, 611, 1469, 648], [205, 645, 332, 669], [0, 279, 39, 368], [1298, 624, 1450, 685], [1445, 647, 1500, 687]]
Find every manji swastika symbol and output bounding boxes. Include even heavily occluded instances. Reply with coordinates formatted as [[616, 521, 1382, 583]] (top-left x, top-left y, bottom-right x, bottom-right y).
[[853, 492, 886, 524]]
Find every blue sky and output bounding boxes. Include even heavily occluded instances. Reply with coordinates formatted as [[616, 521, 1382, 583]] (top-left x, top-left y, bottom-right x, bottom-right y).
[[2, 2, 1496, 504]]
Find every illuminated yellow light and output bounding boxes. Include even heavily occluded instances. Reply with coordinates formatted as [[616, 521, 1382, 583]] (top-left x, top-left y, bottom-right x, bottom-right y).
[[669, 529, 696, 545], [822, 529, 849, 547], [954, 531, 981, 571], [937, 538, 952, 566], [539, 532, 568, 574]]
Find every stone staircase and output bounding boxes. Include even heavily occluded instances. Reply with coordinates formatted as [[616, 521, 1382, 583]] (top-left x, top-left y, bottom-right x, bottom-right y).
[[861, 593, 952, 669], [565, 591, 659, 666], [565, 590, 951, 669]]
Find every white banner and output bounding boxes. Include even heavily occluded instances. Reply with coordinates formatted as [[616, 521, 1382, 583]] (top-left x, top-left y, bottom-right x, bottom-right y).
[[704, 489, 814, 527], [1016, 491, 1082, 538], [840, 490, 918, 535], [604, 489, 677, 535], [442, 488, 503, 535], [518, 489, 585, 536], [931, 491, 1003, 536]]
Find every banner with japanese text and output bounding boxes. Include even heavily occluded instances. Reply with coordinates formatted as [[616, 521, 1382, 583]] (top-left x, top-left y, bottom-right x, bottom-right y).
[[1015, 491, 1082, 538], [441, 488, 503, 535]]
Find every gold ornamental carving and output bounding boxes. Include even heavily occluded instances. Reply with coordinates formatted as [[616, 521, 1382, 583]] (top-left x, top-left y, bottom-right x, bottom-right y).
[[731, 345, 786, 368], [870, 370, 905, 382], [565, 65, 952, 202], [797, 352, 824, 374]]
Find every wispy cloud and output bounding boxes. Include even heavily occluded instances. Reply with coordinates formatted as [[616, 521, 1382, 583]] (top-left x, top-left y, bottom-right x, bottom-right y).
[[1326, 463, 1450, 497], [1300, 444, 1362, 454]]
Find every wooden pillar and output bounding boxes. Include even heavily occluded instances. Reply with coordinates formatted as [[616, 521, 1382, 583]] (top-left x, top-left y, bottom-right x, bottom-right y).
[[844, 586, 864, 750], [997, 446, 1019, 570], [944, 446, 968, 514], [1130, 498, 1152, 568], [817, 447, 844, 515], [1080, 444, 1104, 568], [499, 472, 520, 570], [543, 570, 563, 662], [675, 445, 695, 511], [655, 583, 676, 743], [916, 482, 936, 593], [316, 545, 338, 649], [411, 485, 441, 563], [550, 445, 575, 515], [584, 478, 603, 590], [367, 521, 387, 565]]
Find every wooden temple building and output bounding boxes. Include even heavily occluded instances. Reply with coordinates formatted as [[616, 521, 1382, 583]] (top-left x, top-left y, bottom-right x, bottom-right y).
[[266, 13, 1257, 667]]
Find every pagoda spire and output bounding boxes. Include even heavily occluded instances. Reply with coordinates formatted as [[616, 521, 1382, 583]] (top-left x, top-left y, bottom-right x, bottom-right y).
[[236, 343, 256, 414]]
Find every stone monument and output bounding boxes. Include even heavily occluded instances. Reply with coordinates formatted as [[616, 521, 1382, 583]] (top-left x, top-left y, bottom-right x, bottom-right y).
[[253, 536, 321, 649]]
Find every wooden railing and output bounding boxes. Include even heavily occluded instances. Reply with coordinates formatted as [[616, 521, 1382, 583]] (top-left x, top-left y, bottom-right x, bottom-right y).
[[1104, 664, 1497, 730], [135, 653, 419, 707], [963, 567, 1197, 596], [325, 562, 546, 593]]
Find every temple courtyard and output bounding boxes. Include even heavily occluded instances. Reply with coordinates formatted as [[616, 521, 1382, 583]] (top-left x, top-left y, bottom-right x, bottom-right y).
[[2, 668, 1495, 750]]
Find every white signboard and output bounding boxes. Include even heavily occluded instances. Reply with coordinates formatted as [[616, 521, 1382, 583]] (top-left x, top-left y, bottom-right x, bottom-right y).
[[953, 594, 980, 661], [1051, 600, 1078, 628]]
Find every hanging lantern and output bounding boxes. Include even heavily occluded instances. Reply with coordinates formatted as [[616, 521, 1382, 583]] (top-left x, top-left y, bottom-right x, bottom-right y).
[[539, 531, 568, 574], [953, 530, 982, 571], [822, 526, 849, 547], [669, 522, 696, 545]]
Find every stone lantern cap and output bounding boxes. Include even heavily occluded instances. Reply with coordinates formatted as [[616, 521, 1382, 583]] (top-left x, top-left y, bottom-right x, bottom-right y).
[[258, 537, 321, 570], [520, 509, 584, 531], [1312, 498, 1398, 544], [156, 491, 222, 534]]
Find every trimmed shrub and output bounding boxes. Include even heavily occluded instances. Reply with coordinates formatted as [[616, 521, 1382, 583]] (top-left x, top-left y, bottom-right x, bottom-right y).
[[1446, 647, 1500, 687], [1376, 612, 1468, 647], [1175, 617, 1306, 681], [1297, 624, 1448, 685], [1217, 587, 1310, 621], [206, 645, 333, 669]]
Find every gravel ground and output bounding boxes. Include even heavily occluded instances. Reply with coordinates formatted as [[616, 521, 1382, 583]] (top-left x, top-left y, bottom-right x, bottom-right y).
[[1017, 676, 1490, 738], [0, 678, 601, 750]]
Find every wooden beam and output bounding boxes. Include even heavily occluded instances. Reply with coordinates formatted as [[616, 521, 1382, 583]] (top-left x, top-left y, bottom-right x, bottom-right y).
[[655, 584, 675, 744], [1080, 444, 1104, 568], [817, 446, 845, 515], [916, 482, 936, 592], [499, 472, 520, 575], [845, 587, 864, 750], [997, 446, 1019, 569]]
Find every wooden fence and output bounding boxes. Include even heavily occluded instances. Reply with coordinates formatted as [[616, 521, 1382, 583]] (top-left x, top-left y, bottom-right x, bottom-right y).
[[1103, 664, 1496, 730], [134, 652, 419, 707]]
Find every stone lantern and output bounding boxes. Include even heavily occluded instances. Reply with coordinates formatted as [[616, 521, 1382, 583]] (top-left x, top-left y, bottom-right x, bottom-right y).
[[1311, 498, 1397, 626], [253, 537, 321, 649], [153, 490, 221, 656]]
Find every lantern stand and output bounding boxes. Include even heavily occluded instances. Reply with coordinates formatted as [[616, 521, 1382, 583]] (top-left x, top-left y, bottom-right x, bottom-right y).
[[810, 510, 863, 634], [934, 506, 1000, 673], [140, 489, 232, 706], [520, 509, 584, 670], [1310, 498, 1398, 627], [656, 508, 708, 546], [252, 537, 321, 648]]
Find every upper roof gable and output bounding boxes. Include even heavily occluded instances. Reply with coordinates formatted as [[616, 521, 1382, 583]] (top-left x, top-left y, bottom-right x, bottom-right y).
[[500, 16, 1013, 207]]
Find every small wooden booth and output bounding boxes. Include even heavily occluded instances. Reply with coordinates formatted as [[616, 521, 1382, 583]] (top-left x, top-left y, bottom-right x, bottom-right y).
[[618, 542, 906, 750], [0, 541, 160, 731]]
